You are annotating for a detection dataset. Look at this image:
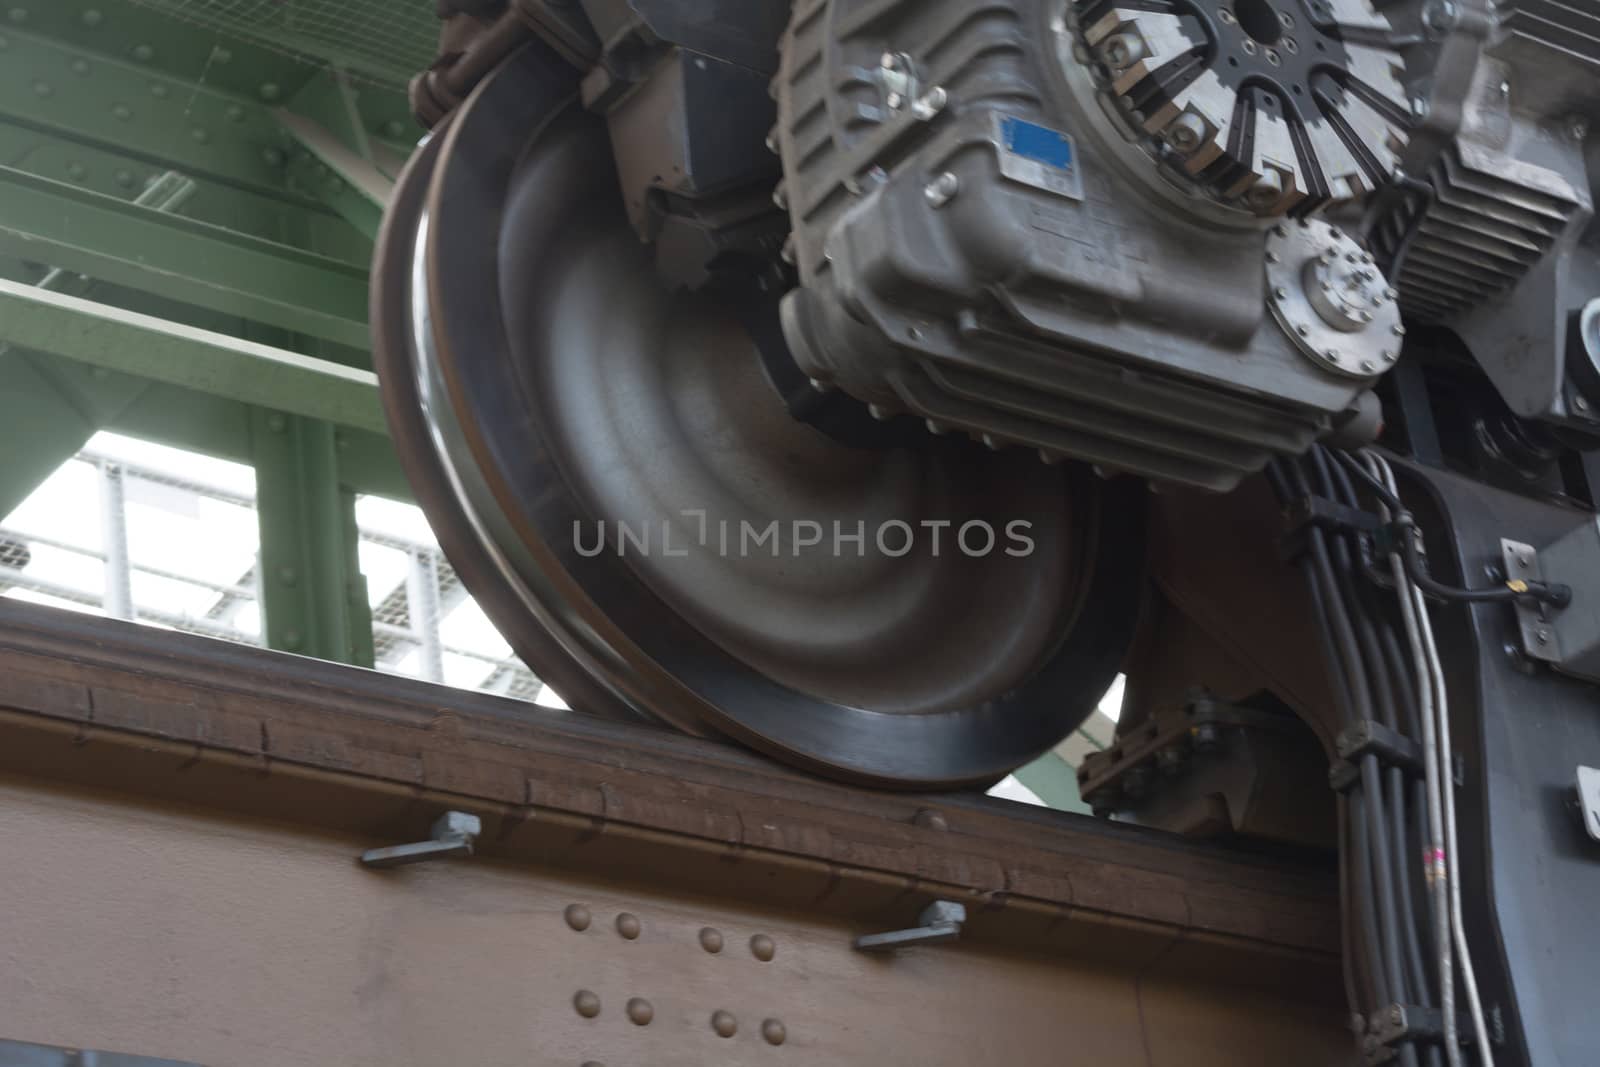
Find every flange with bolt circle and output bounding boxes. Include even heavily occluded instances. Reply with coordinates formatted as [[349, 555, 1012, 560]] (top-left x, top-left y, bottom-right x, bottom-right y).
[[1265, 219, 1402, 380]]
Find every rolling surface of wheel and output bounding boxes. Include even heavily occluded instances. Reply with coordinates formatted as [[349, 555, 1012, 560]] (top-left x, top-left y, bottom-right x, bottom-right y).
[[371, 42, 1148, 789]]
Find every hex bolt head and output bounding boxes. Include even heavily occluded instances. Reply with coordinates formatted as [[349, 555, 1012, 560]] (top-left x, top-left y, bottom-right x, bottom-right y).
[[1102, 32, 1145, 69], [924, 171, 961, 208]]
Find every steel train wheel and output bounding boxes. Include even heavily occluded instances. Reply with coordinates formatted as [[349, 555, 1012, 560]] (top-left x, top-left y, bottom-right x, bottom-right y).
[[372, 42, 1149, 788]]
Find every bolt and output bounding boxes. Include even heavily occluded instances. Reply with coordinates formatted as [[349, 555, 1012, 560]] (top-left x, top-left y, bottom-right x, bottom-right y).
[[925, 418, 948, 435], [190, 127, 210, 144], [1246, 170, 1284, 211], [573, 990, 601, 1019], [1384, 287, 1399, 300], [1103, 32, 1145, 69], [1392, 324, 1407, 336], [1359, 310, 1374, 323], [924, 171, 961, 208], [259, 82, 281, 102], [886, 91, 904, 109], [132, 43, 154, 62], [1297, 324, 1311, 337], [1362, 360, 1376, 372], [1537, 628, 1552, 646], [1383, 350, 1397, 362], [1219, 7, 1236, 23], [1266, 48, 1280, 66], [615, 912, 641, 940], [880, 52, 897, 69], [66, 162, 85, 181], [1193, 723, 1221, 751], [150, 83, 169, 99], [750, 934, 777, 962], [1571, 117, 1589, 142], [225, 104, 244, 122], [699, 927, 724, 953], [1577, 396, 1592, 413], [626, 998, 654, 1026], [1327, 348, 1343, 364], [912, 86, 948, 119], [31, 80, 51, 98], [711, 1011, 738, 1038], [1242, 39, 1258, 55], [1275, 285, 1289, 300], [113, 169, 134, 188], [563, 904, 591, 931], [81, 8, 102, 27], [1167, 111, 1208, 154], [1284, 36, 1299, 53], [868, 403, 892, 421], [1423, 0, 1459, 34], [1266, 250, 1281, 264], [211, 46, 232, 64], [70, 58, 89, 75], [772, 185, 788, 210], [762, 1019, 788, 1046], [1410, 96, 1431, 120]]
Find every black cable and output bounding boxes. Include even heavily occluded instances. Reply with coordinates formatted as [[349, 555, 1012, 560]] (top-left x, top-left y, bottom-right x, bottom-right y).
[[1331, 449, 1572, 608]]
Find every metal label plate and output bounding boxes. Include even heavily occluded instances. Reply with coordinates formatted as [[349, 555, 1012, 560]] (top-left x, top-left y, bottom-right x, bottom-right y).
[[993, 114, 1084, 201]]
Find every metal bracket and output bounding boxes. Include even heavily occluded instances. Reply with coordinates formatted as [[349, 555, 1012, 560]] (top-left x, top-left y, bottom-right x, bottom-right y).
[[360, 811, 481, 869], [1579, 766, 1600, 843], [1502, 534, 1597, 681], [853, 901, 966, 952]]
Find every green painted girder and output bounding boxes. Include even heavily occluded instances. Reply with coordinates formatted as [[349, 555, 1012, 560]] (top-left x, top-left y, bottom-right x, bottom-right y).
[[0, 278, 384, 432], [0, 165, 369, 347]]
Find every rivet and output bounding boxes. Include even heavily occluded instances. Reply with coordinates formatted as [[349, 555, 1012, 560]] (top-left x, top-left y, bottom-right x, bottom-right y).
[[81, 8, 102, 27], [132, 43, 154, 62], [1326, 348, 1342, 364], [711, 1010, 738, 1038], [1392, 324, 1407, 336], [1362, 360, 1376, 372], [279, 567, 299, 586], [913, 808, 949, 831], [32, 81, 52, 98], [625, 998, 654, 1026], [0, 33, 8, 49], [1382, 350, 1397, 362], [66, 162, 85, 181], [211, 46, 232, 64], [615, 913, 641, 940], [563, 904, 591, 932], [70, 58, 89, 75], [150, 83, 169, 99], [750, 934, 776, 962], [762, 1019, 788, 1046], [7, 7, 27, 25], [1266, 251, 1280, 263], [259, 82, 281, 101], [267, 413, 287, 432], [573, 990, 601, 1019], [191, 127, 210, 144], [1274, 286, 1289, 300], [1296, 324, 1311, 337], [262, 147, 285, 167], [226, 104, 245, 122], [699, 927, 724, 954], [383, 119, 407, 138], [113, 169, 134, 188], [282, 628, 303, 651]]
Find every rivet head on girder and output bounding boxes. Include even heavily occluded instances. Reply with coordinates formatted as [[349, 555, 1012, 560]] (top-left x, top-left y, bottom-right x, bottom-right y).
[[573, 990, 601, 1019], [563, 904, 591, 932], [132, 43, 154, 62], [711, 1010, 738, 1038], [0, 34, 9, 49], [259, 82, 281, 101], [262, 148, 285, 167], [615, 913, 641, 940], [66, 162, 85, 181], [81, 8, 102, 27], [762, 1019, 788, 1046], [226, 105, 244, 122], [912, 808, 949, 831], [8, 8, 29, 26], [70, 58, 89, 75], [383, 120, 407, 138], [114, 169, 134, 188], [698, 927, 724, 953], [625, 998, 654, 1026], [211, 46, 232, 64], [282, 628, 303, 651], [149, 84, 169, 99], [750, 934, 776, 962], [32, 81, 51, 98], [190, 127, 210, 144]]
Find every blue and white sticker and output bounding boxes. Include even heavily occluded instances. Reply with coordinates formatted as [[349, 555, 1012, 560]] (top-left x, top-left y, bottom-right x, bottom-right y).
[[993, 114, 1085, 201]]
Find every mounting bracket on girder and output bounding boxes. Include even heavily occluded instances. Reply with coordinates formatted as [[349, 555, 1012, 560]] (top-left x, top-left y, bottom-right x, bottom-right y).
[[853, 901, 966, 952], [360, 811, 481, 869]]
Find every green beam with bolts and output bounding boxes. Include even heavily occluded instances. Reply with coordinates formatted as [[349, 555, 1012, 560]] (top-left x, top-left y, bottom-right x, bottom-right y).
[[0, 165, 370, 347], [0, 278, 386, 433]]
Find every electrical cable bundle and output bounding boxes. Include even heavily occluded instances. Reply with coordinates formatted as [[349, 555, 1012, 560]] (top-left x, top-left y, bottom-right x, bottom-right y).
[[1268, 446, 1497, 1067]]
